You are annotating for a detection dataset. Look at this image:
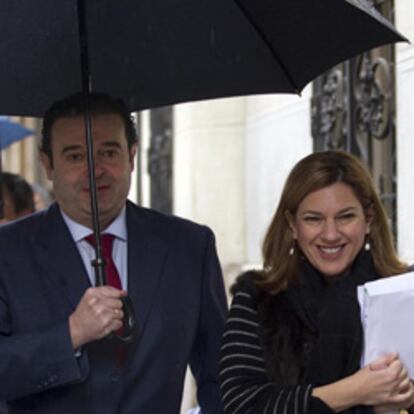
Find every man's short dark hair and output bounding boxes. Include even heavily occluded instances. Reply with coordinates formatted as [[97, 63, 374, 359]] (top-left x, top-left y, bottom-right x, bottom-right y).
[[2, 172, 35, 214], [41, 92, 138, 165]]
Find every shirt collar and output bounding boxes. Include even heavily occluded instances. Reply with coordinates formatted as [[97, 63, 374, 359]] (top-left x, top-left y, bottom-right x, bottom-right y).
[[60, 206, 127, 243]]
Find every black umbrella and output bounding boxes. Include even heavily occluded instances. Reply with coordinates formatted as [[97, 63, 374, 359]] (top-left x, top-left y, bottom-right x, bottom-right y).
[[0, 0, 407, 342], [0, 0, 407, 117]]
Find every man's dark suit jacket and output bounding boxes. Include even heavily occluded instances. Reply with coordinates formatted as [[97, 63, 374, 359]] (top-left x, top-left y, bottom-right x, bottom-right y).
[[0, 201, 227, 413]]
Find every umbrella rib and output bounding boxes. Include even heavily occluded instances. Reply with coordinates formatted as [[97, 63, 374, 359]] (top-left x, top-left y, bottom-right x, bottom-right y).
[[233, 0, 301, 94]]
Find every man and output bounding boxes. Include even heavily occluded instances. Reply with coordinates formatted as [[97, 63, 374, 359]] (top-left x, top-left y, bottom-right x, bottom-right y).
[[0, 172, 35, 223], [0, 93, 227, 413]]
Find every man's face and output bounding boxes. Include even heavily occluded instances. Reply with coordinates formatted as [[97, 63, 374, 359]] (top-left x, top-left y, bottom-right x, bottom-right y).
[[40, 113, 136, 229]]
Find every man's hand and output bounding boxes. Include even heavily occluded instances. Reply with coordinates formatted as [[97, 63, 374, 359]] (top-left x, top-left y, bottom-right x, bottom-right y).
[[69, 286, 126, 349]]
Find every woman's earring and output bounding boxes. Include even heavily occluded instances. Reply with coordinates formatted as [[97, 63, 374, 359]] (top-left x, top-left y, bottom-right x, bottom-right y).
[[289, 246, 295, 256], [364, 237, 371, 251]]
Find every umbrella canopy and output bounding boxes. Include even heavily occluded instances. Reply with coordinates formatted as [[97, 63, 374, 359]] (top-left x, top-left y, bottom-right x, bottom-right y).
[[0, 0, 407, 117], [0, 117, 33, 150]]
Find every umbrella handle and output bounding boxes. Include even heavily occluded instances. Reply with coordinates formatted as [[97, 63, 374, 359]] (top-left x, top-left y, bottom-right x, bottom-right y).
[[114, 295, 137, 344], [92, 258, 137, 343]]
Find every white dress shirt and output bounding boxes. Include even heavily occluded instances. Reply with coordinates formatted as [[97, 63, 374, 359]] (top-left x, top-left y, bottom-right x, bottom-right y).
[[60, 206, 128, 290]]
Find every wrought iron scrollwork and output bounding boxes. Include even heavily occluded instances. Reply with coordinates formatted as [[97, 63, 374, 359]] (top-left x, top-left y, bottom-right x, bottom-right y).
[[354, 54, 392, 142], [311, 69, 345, 150], [311, 0, 397, 235]]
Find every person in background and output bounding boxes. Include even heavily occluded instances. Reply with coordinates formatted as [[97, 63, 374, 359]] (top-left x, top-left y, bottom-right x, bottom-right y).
[[0, 92, 227, 413], [0, 172, 35, 414], [220, 150, 414, 414], [0, 171, 35, 224]]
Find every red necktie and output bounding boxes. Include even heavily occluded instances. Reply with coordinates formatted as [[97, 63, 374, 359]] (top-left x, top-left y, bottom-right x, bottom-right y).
[[85, 233, 126, 368], [85, 234, 122, 290]]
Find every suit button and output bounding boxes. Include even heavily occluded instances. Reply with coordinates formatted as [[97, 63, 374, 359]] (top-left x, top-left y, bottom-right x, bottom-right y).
[[110, 372, 120, 382]]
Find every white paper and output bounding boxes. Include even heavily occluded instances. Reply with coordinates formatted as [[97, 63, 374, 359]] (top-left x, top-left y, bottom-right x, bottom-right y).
[[358, 271, 414, 376]]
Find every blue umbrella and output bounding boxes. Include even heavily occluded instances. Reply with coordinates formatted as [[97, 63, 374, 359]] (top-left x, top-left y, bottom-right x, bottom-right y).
[[0, 117, 34, 219], [0, 116, 33, 150]]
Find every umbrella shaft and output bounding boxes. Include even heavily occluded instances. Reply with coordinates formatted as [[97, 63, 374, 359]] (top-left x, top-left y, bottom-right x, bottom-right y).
[[77, 0, 105, 284]]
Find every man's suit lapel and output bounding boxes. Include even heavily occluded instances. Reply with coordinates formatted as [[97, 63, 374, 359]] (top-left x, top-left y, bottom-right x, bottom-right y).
[[126, 203, 168, 337], [34, 203, 91, 309], [35, 202, 167, 336]]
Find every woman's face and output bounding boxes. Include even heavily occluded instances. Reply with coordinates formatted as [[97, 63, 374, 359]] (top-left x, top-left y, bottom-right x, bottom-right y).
[[288, 182, 371, 278]]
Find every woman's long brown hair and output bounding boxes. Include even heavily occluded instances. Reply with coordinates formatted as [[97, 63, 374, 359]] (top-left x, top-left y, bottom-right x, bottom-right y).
[[259, 150, 407, 293]]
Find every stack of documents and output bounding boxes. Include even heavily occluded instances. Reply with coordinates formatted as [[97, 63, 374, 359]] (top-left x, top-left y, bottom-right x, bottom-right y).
[[358, 271, 414, 376]]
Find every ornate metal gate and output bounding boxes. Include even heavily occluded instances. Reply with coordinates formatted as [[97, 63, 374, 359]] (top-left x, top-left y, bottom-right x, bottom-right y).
[[311, 0, 397, 233]]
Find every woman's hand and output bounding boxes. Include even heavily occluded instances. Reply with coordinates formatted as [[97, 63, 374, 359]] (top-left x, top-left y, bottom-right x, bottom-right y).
[[352, 353, 412, 406], [313, 353, 414, 412], [369, 354, 414, 413]]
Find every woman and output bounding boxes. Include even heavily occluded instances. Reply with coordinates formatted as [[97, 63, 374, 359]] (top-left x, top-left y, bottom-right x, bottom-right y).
[[220, 151, 414, 414]]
